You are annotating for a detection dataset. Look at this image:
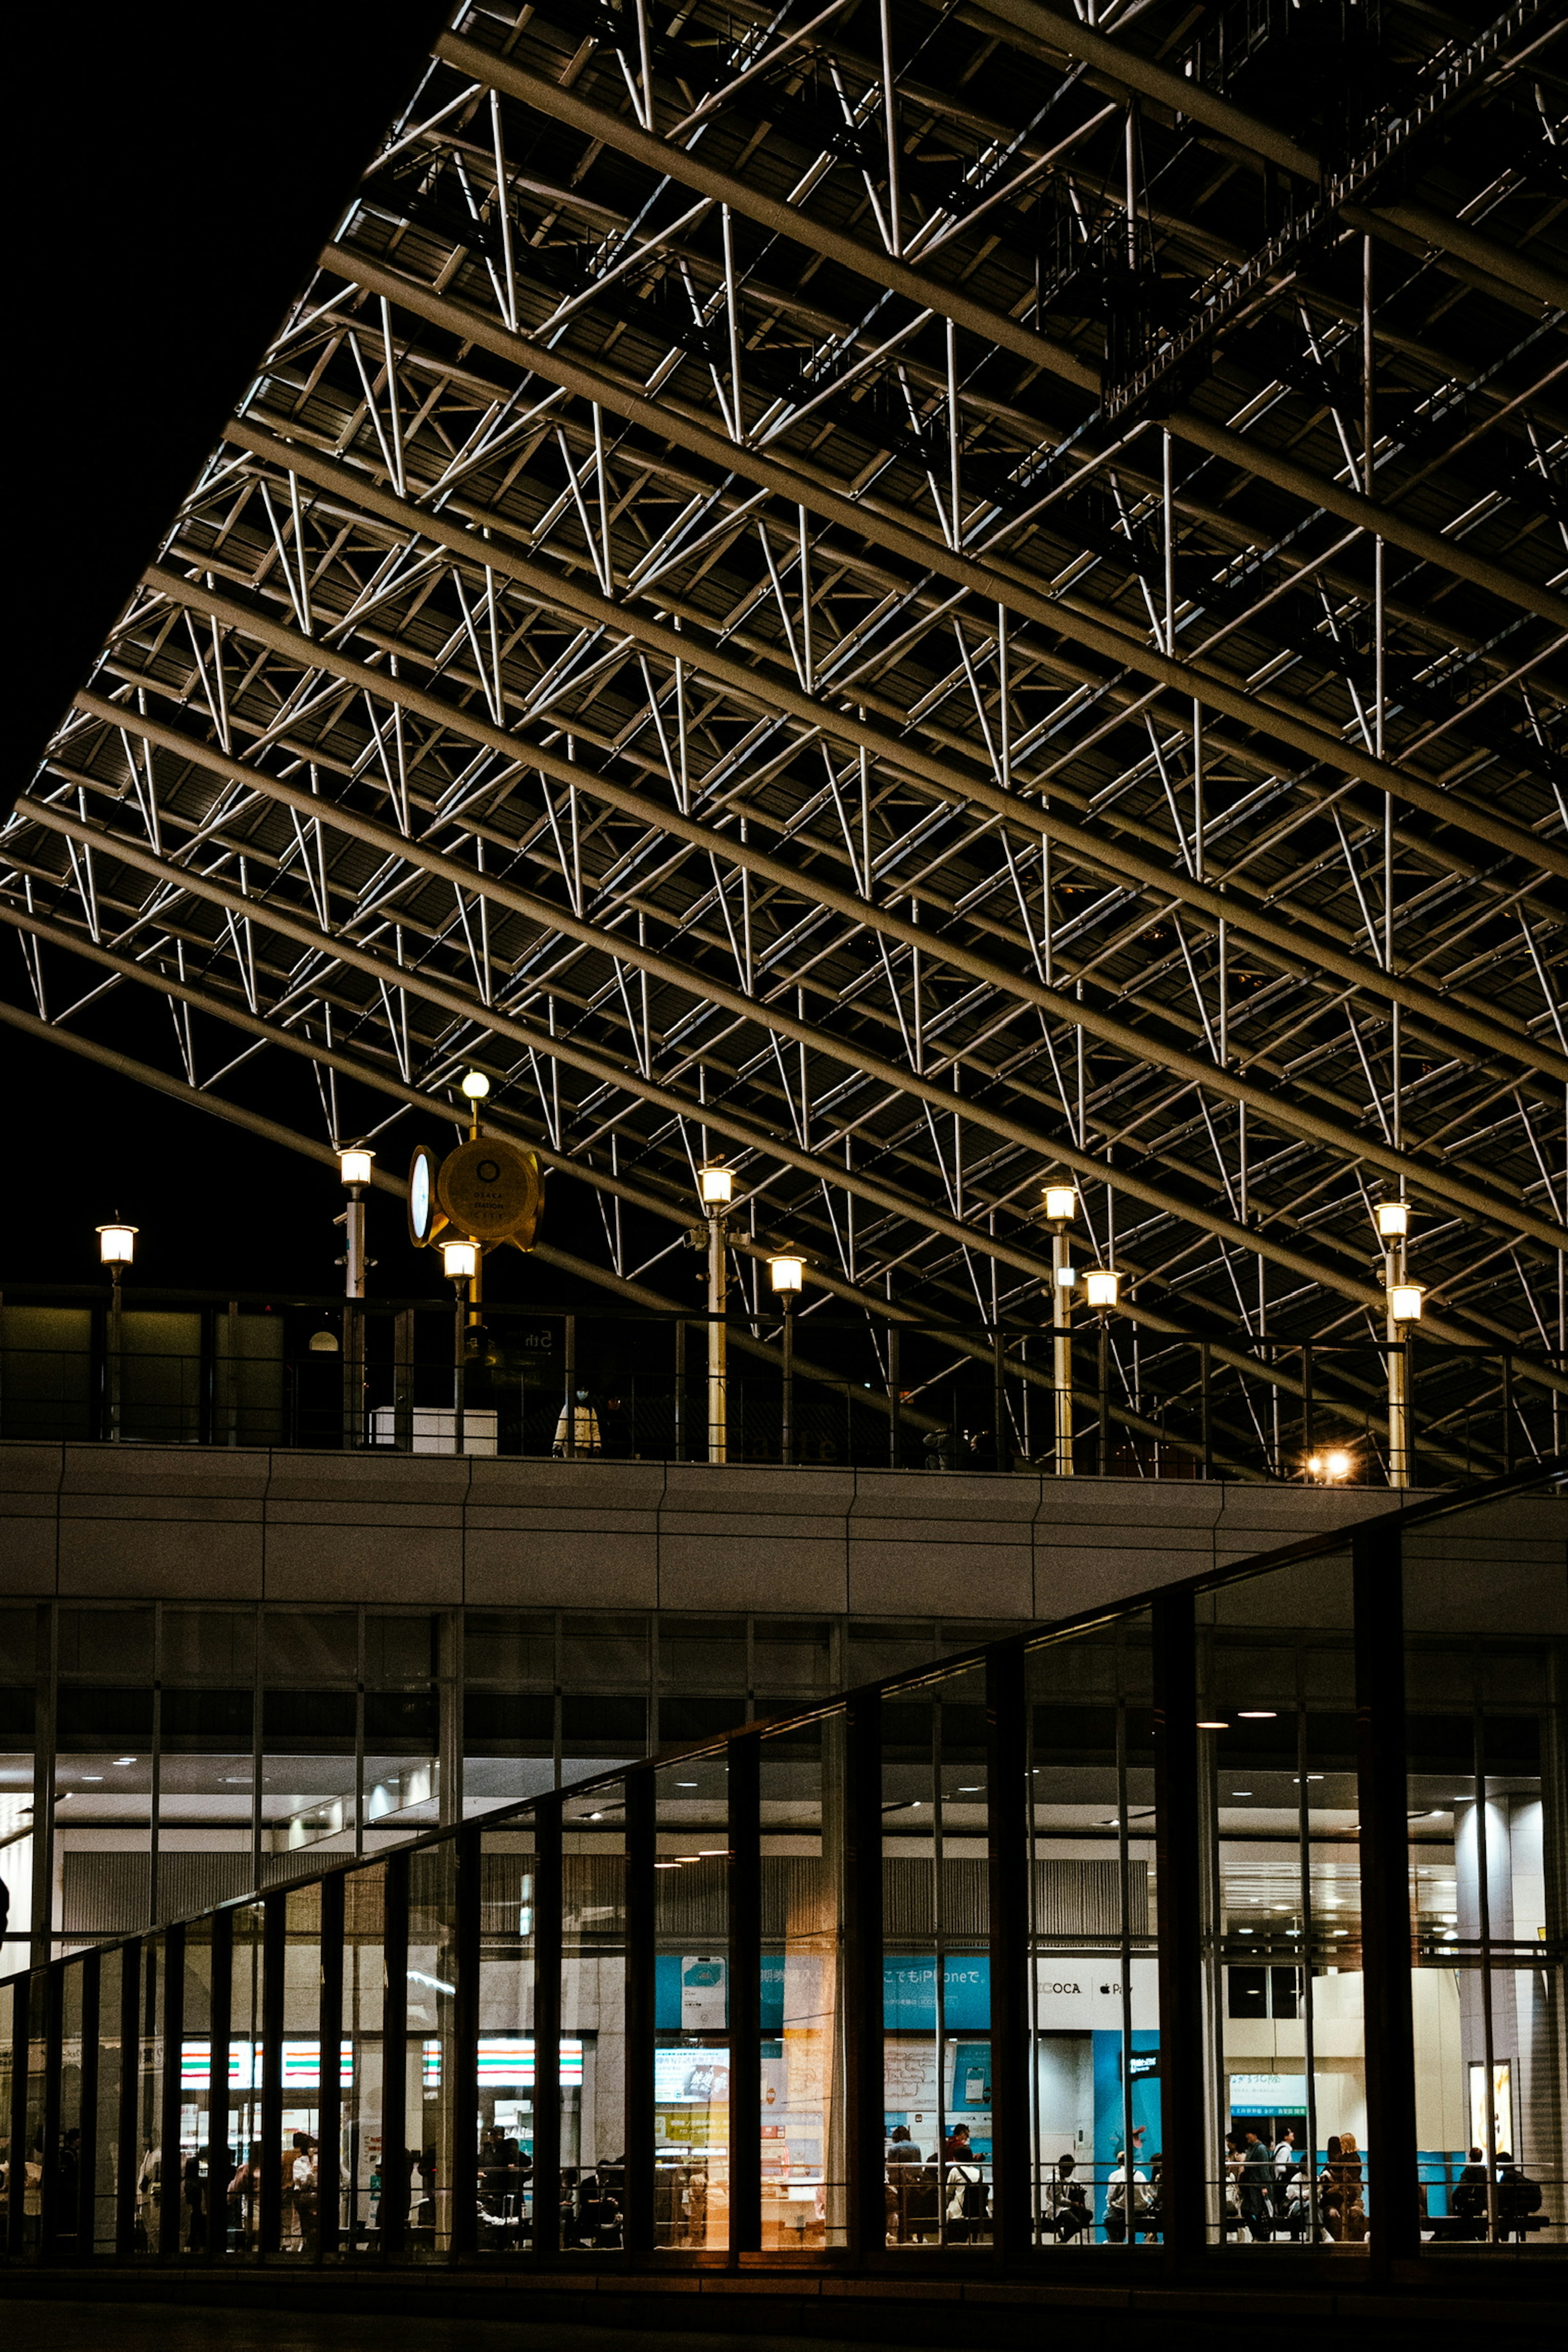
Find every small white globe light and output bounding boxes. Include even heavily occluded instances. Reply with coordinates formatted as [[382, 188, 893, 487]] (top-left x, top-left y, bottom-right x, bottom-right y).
[[460, 1070, 491, 1100]]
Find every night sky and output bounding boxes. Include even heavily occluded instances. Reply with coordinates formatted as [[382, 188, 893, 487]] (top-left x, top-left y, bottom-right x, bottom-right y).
[[4, 4, 653, 1312]]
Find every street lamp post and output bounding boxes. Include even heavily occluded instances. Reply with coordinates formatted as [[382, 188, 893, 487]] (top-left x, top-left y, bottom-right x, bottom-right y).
[[1377, 1200, 1420, 1488], [441, 1237, 479, 1454], [697, 1164, 733, 1463], [1042, 1183, 1078, 1476], [96, 1222, 137, 1442], [459, 1071, 490, 1358], [1084, 1266, 1121, 1477], [768, 1254, 804, 1465], [337, 1149, 374, 1449]]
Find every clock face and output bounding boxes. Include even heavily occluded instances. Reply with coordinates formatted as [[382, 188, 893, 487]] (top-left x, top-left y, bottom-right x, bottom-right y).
[[407, 1145, 437, 1246]]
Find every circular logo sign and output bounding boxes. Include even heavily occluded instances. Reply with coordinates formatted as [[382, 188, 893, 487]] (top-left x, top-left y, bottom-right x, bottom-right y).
[[436, 1134, 541, 1243]]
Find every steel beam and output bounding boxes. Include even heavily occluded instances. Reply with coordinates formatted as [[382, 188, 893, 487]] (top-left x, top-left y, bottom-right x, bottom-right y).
[[428, 35, 1568, 635], [118, 568, 1565, 1248], [318, 241, 1568, 876], [218, 420, 1564, 1085]]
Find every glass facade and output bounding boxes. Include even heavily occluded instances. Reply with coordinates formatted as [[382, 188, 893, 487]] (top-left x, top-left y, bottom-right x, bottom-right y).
[[3, 1471, 1563, 2276], [1, 1605, 901, 1970]]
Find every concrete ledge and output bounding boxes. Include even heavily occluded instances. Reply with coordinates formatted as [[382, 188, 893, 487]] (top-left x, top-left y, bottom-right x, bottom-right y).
[[1, 2258, 1559, 2349], [0, 1442, 1542, 1626]]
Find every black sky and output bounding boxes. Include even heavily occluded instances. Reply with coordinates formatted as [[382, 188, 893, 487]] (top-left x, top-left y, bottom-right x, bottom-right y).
[[4, 3, 668, 1308]]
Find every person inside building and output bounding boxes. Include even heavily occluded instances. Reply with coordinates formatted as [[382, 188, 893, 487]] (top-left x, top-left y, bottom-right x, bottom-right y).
[[1103, 2149, 1149, 2243], [1046, 2152, 1090, 2241], [943, 2132, 988, 2243], [552, 1386, 601, 1457], [1238, 2127, 1276, 2241], [1452, 2144, 1490, 2235]]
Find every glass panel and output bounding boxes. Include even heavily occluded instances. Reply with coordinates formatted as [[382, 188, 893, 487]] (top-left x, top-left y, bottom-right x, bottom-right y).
[[883, 1662, 993, 2249], [276, 1884, 322, 2255], [91, 1956, 124, 2253], [1406, 1490, 1566, 2250], [654, 1752, 729, 2250], [1203, 1559, 1360, 2248], [342, 1863, 385, 2255], [0, 1977, 14, 2241], [478, 1828, 537, 2254], [226, 1902, 265, 2255], [1027, 1618, 1160, 2250], [561, 1780, 626, 2252], [56, 1960, 87, 2255], [760, 1712, 844, 2250], [177, 1922, 215, 2253], [132, 1936, 165, 2255], [20, 1969, 46, 2253], [407, 1842, 458, 2258]]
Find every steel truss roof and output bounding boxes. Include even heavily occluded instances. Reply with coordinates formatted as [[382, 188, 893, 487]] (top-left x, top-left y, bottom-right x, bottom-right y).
[[3, 0, 1564, 1465]]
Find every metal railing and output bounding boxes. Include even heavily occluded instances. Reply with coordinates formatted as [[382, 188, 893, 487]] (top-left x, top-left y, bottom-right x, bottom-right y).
[[0, 1285, 1559, 1484]]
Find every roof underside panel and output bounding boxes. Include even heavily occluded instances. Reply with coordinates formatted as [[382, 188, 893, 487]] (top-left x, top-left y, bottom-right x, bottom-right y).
[[4, 0, 1564, 1464]]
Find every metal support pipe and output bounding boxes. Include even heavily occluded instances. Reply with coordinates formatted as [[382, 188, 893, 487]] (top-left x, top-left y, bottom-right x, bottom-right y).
[[1052, 1229, 1074, 1476], [887, 1322, 900, 1468], [1386, 1237, 1409, 1490], [1098, 1312, 1111, 1476], [780, 1294, 794, 1467], [707, 1211, 728, 1463], [452, 1284, 467, 1459], [107, 1265, 123, 1442]]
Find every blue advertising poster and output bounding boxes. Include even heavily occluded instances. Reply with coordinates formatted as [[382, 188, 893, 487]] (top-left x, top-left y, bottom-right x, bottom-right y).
[[677, 1957, 992, 2032]]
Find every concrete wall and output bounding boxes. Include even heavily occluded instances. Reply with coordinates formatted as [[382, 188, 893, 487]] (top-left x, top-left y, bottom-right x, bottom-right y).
[[0, 1442, 1434, 1622]]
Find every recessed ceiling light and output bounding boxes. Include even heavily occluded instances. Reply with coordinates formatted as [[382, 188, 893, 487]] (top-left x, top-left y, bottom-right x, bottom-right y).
[[958, 1785, 982, 1793], [1198, 1721, 1228, 1731], [114, 1757, 136, 1767], [1238, 1711, 1276, 1720], [675, 1782, 698, 1788], [1231, 1790, 1254, 1797], [81, 1775, 103, 1783], [1237, 1928, 1253, 1935], [654, 1862, 680, 1870]]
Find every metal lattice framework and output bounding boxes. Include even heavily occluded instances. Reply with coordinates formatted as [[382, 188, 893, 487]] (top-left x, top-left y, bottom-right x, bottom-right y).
[[3, 0, 1565, 1467]]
